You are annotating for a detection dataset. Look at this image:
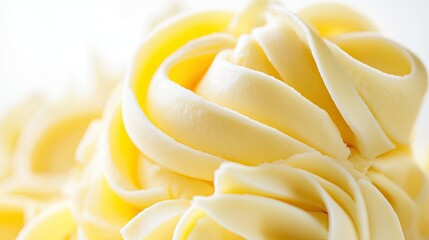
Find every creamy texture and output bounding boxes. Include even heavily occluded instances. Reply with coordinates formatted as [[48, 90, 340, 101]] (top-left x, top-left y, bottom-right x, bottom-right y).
[[1, 1, 428, 239], [121, 150, 429, 239], [120, 2, 427, 239], [122, 1, 426, 183], [171, 152, 429, 240]]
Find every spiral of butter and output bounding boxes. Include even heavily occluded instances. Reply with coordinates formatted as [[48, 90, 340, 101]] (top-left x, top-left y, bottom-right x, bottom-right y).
[[122, 1, 427, 183], [7, 1, 428, 239], [71, 1, 427, 239], [118, 1, 427, 239]]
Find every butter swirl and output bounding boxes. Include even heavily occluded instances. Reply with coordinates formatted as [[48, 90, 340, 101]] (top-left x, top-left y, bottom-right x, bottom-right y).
[[123, 2, 427, 185], [4, 1, 428, 239], [118, 1, 428, 239]]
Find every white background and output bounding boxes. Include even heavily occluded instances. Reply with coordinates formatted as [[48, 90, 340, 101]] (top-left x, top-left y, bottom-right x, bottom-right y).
[[0, 0, 428, 141]]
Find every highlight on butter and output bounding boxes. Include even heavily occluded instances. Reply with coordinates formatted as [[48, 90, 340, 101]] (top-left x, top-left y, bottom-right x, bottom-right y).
[[1, 0, 428, 239]]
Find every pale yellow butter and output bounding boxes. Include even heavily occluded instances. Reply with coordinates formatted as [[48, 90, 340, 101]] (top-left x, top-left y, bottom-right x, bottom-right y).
[[1, 1, 428, 239]]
